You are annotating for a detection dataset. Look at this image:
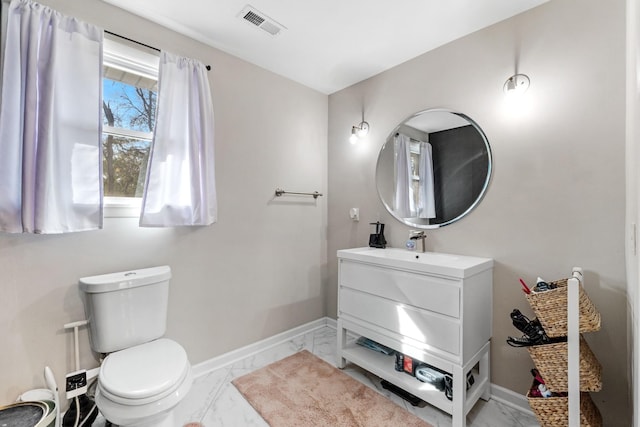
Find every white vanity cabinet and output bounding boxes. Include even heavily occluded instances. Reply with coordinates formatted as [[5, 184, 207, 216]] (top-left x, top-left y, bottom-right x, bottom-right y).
[[336, 247, 493, 427]]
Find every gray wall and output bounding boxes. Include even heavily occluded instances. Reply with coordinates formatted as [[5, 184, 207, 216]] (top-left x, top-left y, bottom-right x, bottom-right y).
[[0, 0, 631, 424], [327, 0, 628, 423], [0, 0, 328, 405]]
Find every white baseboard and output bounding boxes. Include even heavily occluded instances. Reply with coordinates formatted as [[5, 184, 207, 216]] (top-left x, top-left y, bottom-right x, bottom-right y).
[[490, 383, 535, 416], [192, 316, 533, 418], [325, 317, 337, 329], [191, 317, 331, 378]]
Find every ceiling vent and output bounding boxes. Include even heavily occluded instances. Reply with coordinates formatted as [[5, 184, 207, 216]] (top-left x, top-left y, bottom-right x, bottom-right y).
[[238, 5, 286, 36]]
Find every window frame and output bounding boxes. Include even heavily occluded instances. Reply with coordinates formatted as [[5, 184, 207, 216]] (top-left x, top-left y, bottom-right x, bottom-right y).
[[102, 37, 159, 218]]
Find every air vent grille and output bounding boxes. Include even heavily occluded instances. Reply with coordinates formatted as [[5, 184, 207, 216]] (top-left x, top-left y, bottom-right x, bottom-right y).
[[243, 11, 265, 27], [258, 20, 281, 36], [238, 5, 286, 36]]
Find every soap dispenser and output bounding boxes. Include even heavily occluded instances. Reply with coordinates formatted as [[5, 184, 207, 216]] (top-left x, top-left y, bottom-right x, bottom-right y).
[[368, 222, 387, 248]]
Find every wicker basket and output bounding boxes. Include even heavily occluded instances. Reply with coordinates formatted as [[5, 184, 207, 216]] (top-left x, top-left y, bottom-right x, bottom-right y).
[[525, 278, 601, 338], [527, 335, 602, 392], [527, 391, 602, 427]]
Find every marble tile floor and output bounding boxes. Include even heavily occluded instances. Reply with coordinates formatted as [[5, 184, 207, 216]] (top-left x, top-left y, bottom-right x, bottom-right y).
[[93, 326, 540, 427]]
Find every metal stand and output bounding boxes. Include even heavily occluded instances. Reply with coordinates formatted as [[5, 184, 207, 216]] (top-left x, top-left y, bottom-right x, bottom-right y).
[[567, 267, 583, 427]]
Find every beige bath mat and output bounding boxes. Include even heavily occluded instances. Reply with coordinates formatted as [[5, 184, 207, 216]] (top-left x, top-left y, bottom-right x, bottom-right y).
[[232, 350, 433, 427]]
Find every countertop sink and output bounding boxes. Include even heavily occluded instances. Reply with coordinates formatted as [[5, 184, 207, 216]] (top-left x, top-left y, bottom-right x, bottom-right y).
[[337, 247, 493, 278]]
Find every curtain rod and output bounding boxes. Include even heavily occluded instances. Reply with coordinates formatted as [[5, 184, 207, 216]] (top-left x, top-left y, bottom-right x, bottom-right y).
[[105, 30, 211, 71]]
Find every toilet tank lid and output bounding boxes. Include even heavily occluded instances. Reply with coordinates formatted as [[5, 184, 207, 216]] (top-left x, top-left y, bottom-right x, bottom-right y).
[[79, 266, 171, 293]]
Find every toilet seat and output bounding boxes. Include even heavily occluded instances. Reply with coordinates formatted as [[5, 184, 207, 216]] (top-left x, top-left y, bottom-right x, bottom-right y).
[[99, 338, 190, 405]]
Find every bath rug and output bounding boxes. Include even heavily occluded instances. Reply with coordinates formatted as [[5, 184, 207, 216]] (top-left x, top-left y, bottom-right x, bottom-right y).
[[232, 350, 433, 427]]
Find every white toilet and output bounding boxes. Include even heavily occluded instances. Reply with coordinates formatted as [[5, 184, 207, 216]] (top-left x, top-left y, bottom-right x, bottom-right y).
[[79, 266, 192, 427]]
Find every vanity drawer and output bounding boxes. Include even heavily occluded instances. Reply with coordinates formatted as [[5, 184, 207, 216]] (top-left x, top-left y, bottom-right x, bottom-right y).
[[339, 288, 460, 356], [340, 260, 461, 318]]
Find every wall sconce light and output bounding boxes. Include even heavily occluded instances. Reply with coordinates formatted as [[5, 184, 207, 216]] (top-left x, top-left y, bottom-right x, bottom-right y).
[[350, 120, 370, 144], [503, 73, 530, 97]]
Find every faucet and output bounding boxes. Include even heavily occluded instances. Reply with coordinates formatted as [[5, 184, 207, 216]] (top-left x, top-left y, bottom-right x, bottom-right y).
[[409, 230, 427, 253]]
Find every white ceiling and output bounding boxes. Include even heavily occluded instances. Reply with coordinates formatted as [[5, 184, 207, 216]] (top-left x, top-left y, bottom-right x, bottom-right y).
[[101, 0, 548, 94], [405, 111, 470, 134]]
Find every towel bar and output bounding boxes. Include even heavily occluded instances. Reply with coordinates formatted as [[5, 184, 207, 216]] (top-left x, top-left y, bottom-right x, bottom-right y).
[[274, 188, 323, 199]]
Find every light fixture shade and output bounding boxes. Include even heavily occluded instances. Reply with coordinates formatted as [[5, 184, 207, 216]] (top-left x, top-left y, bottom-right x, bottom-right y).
[[349, 126, 359, 144], [503, 74, 530, 96], [356, 121, 370, 137], [349, 117, 370, 144]]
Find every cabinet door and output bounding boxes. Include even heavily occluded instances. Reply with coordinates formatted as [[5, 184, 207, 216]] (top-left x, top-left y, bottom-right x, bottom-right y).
[[340, 261, 461, 318], [339, 288, 461, 356]]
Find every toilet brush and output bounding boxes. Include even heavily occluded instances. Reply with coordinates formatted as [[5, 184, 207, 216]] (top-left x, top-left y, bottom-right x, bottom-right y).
[[44, 366, 61, 427]]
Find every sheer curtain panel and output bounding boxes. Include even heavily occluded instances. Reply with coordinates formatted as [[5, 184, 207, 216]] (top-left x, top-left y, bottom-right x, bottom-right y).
[[417, 141, 436, 219], [393, 133, 414, 218], [0, 0, 103, 233], [140, 51, 217, 227]]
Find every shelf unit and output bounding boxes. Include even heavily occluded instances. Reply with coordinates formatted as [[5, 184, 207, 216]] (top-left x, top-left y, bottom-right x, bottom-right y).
[[524, 268, 602, 427]]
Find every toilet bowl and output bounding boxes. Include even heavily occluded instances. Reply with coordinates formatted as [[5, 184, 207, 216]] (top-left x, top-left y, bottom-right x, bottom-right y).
[[95, 338, 192, 427], [79, 266, 192, 427]]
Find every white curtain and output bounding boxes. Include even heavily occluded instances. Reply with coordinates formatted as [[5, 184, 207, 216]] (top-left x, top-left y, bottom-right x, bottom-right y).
[[140, 51, 217, 227], [393, 133, 414, 218], [417, 141, 436, 219], [0, 0, 103, 233]]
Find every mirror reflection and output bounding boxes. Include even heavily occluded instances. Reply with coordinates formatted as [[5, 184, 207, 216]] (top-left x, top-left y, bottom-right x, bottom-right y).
[[376, 109, 492, 229]]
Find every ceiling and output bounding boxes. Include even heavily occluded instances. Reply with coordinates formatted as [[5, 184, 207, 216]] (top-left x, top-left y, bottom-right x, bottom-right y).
[[101, 0, 548, 94], [405, 111, 470, 134]]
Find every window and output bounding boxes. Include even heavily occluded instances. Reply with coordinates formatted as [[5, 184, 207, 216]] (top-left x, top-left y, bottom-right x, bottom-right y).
[[409, 140, 421, 214], [102, 38, 159, 217]]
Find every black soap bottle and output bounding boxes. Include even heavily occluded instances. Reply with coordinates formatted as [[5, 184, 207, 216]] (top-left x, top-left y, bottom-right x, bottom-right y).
[[368, 222, 387, 248]]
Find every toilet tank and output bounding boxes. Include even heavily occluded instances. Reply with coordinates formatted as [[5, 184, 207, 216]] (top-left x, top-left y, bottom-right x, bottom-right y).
[[79, 266, 171, 353]]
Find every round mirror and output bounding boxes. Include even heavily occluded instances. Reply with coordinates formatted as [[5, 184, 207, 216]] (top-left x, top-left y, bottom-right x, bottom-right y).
[[376, 109, 492, 229]]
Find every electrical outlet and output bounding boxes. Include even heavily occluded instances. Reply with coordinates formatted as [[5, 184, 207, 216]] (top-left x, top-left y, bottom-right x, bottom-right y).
[[65, 370, 88, 399]]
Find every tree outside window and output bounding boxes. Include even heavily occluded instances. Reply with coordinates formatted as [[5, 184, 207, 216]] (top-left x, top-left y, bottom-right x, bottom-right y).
[[102, 66, 157, 198]]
